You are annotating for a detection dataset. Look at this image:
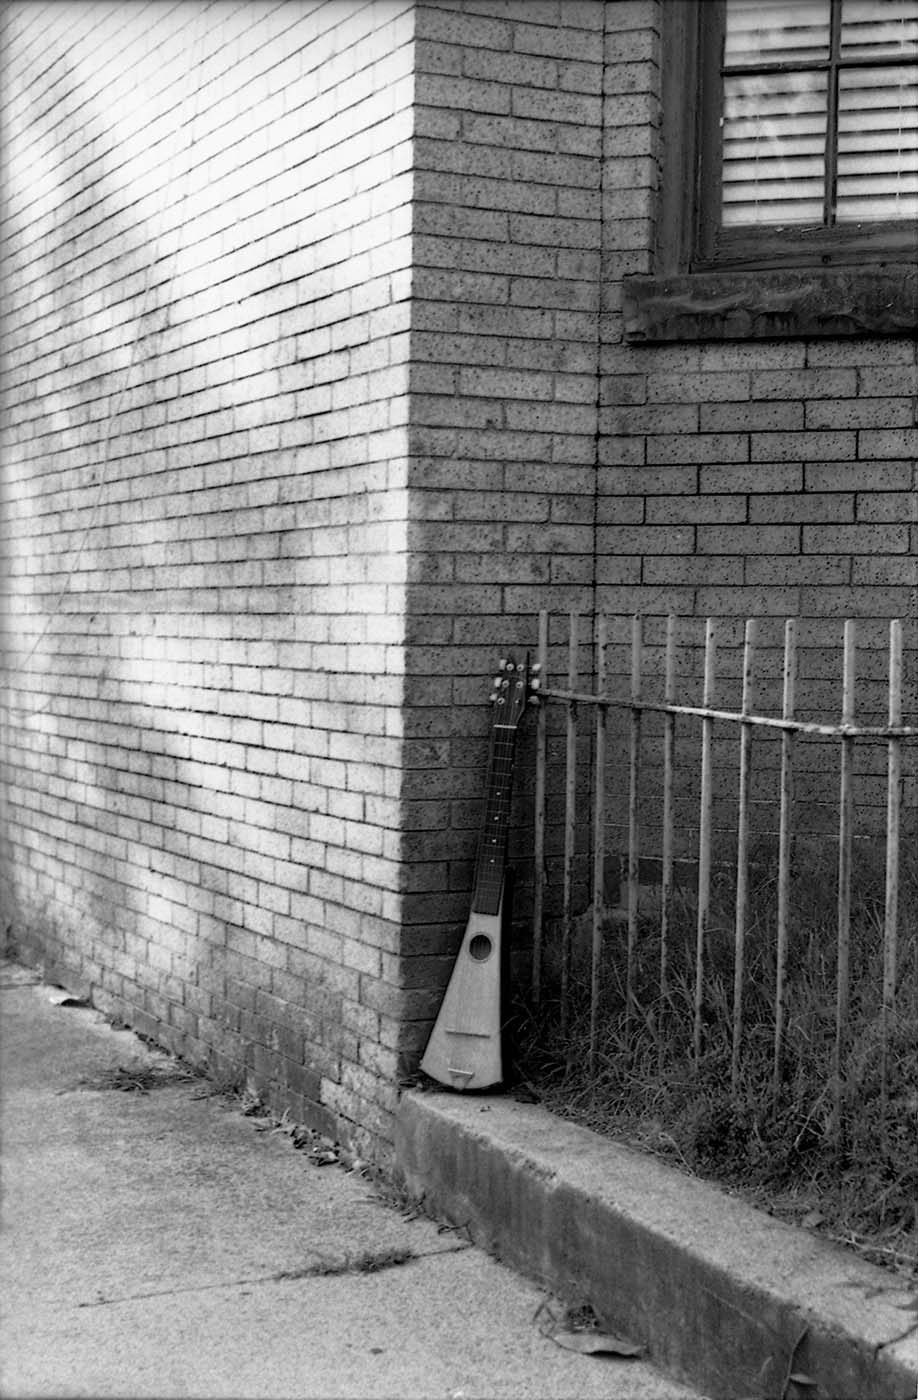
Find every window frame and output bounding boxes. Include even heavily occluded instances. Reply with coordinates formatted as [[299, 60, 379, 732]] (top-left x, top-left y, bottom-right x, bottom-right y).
[[693, 0, 918, 273], [622, 0, 918, 342]]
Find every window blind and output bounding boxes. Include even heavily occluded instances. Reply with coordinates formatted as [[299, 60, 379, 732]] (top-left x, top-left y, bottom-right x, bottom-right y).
[[721, 0, 918, 228], [722, 73, 828, 225], [724, 0, 830, 65], [837, 65, 918, 219], [840, 0, 918, 59]]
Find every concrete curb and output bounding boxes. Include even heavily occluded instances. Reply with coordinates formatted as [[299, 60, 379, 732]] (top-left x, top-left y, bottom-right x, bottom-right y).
[[395, 1090, 918, 1400]]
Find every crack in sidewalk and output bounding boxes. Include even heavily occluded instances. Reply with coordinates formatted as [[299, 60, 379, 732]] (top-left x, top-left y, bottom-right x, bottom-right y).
[[876, 1315, 918, 1353], [73, 1241, 471, 1309]]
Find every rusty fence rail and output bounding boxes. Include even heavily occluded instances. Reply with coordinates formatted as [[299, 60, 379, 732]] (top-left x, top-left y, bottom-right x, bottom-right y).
[[531, 611, 917, 1126]]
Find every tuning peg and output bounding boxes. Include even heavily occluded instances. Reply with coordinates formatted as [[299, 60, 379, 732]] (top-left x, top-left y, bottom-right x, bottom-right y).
[[497, 658, 509, 671], [492, 675, 502, 688], [527, 694, 540, 706], [530, 676, 542, 690]]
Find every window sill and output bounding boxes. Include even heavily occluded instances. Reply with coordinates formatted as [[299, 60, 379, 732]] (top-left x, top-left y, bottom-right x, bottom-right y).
[[622, 265, 918, 343]]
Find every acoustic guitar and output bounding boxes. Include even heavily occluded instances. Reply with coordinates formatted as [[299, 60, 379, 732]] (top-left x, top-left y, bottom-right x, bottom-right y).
[[421, 655, 538, 1090]]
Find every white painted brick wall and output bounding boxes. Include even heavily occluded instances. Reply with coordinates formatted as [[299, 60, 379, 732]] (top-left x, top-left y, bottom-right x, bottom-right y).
[[0, 0, 417, 1162]]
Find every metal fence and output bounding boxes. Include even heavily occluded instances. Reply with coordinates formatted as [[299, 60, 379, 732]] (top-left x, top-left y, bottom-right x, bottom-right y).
[[530, 611, 917, 1130]]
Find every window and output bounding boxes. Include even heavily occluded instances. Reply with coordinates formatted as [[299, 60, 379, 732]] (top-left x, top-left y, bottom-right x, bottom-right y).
[[702, 0, 918, 268], [623, 0, 918, 340]]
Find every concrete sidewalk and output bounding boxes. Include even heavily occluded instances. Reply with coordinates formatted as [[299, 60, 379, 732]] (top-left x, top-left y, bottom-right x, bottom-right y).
[[0, 960, 699, 1400]]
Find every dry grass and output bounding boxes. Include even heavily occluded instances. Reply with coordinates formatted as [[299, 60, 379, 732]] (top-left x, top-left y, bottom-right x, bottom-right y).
[[513, 835, 918, 1282], [274, 1247, 415, 1280], [78, 1058, 200, 1093]]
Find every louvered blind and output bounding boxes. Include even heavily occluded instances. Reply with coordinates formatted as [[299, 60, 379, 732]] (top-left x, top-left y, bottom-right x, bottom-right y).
[[837, 65, 918, 219], [722, 71, 828, 225], [840, 0, 918, 58], [721, 0, 918, 228], [724, 0, 831, 64]]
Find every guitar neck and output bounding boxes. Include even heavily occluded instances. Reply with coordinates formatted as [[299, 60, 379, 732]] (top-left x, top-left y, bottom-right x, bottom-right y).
[[471, 721, 519, 916]]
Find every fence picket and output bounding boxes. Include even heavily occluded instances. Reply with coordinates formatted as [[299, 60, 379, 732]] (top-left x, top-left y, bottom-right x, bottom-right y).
[[660, 615, 677, 1022], [833, 621, 857, 1134], [731, 618, 756, 1096], [561, 612, 579, 1039], [626, 615, 643, 1052], [590, 616, 608, 1072], [694, 619, 717, 1065], [882, 619, 903, 1111], [532, 609, 549, 1006], [773, 618, 797, 1099]]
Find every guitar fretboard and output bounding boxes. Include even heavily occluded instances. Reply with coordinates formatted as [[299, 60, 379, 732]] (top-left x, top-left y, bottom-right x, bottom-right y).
[[471, 723, 518, 916]]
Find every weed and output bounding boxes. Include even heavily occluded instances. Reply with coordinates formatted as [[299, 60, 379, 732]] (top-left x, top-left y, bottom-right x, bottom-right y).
[[273, 1247, 415, 1281]]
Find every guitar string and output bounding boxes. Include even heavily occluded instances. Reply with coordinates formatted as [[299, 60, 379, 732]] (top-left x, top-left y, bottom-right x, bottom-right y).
[[472, 726, 519, 913], [472, 676, 528, 910]]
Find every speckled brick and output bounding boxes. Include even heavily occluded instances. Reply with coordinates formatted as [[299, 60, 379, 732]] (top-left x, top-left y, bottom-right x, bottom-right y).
[[0, 0, 417, 1169]]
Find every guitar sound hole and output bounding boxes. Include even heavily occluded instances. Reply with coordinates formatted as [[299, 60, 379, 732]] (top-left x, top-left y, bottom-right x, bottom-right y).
[[468, 934, 492, 962]]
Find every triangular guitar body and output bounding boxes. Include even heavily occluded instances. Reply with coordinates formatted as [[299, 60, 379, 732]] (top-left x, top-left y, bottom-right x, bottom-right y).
[[420, 900, 503, 1090]]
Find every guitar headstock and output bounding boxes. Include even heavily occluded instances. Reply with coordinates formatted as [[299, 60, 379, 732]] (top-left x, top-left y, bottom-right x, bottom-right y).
[[489, 654, 541, 728]]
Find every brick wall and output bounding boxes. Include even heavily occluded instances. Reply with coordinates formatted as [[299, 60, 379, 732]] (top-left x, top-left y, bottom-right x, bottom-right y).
[[0, 0, 416, 1162], [398, 0, 605, 991]]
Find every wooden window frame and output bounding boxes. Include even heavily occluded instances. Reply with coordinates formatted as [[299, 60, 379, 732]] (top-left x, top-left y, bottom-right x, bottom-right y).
[[623, 0, 918, 342]]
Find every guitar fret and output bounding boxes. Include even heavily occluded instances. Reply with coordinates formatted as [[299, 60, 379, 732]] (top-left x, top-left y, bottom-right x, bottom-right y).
[[473, 739, 518, 914], [469, 658, 532, 915]]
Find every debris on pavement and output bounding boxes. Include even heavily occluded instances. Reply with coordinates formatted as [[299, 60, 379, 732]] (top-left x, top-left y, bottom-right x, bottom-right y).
[[533, 1298, 645, 1359], [47, 987, 90, 1007]]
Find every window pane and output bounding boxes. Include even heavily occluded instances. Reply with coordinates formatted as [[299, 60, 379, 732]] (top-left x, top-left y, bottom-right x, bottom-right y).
[[722, 72, 828, 224], [725, 0, 830, 66], [836, 65, 918, 219], [840, 0, 918, 60]]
